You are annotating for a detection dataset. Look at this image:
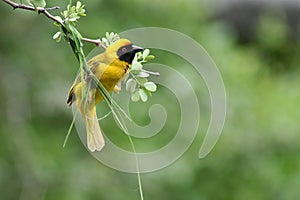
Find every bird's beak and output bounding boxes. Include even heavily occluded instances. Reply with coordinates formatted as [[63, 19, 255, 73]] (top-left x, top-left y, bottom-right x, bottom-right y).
[[132, 45, 143, 53]]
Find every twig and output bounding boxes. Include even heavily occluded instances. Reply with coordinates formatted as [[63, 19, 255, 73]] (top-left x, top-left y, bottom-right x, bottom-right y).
[[44, 6, 60, 11], [142, 69, 160, 76], [2, 0, 63, 25], [82, 37, 107, 49], [2, 0, 107, 49]]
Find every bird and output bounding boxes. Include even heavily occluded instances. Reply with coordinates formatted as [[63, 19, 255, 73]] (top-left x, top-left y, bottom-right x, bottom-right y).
[[66, 39, 143, 152]]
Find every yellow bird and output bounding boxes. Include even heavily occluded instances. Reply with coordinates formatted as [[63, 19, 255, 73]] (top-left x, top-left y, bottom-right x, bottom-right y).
[[66, 39, 143, 152]]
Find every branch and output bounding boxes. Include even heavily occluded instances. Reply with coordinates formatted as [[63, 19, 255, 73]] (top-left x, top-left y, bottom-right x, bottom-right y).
[[2, 0, 63, 25], [3, 0, 107, 49], [82, 37, 107, 49]]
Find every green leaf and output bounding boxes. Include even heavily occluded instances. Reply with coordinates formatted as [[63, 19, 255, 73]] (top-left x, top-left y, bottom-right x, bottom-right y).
[[78, 10, 86, 17], [142, 49, 150, 59], [126, 79, 137, 93], [109, 32, 115, 39], [145, 55, 155, 60], [130, 70, 140, 75], [53, 31, 61, 42], [68, 13, 80, 22], [62, 10, 68, 18], [136, 77, 148, 85], [135, 52, 143, 60], [31, 0, 46, 7], [144, 82, 157, 92], [137, 71, 150, 78], [70, 5, 76, 14], [101, 38, 109, 47], [131, 90, 140, 102], [76, 1, 82, 10], [131, 62, 143, 71], [139, 89, 148, 102]]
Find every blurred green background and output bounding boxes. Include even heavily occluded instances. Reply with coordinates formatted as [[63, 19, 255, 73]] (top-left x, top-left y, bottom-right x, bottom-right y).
[[1, 0, 300, 199]]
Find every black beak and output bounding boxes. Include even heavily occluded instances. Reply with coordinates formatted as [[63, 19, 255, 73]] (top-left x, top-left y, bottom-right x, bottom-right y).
[[132, 45, 143, 53]]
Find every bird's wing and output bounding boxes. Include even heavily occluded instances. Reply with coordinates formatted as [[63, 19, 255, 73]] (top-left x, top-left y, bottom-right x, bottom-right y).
[[66, 54, 106, 106]]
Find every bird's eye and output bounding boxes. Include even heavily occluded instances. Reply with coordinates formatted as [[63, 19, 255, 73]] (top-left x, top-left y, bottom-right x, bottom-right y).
[[121, 47, 127, 53]]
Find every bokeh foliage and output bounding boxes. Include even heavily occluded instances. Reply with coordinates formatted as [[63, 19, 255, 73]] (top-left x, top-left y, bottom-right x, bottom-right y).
[[1, 0, 300, 200]]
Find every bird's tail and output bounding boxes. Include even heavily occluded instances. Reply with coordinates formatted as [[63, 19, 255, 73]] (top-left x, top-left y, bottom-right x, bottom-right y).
[[84, 107, 105, 152], [78, 100, 105, 152]]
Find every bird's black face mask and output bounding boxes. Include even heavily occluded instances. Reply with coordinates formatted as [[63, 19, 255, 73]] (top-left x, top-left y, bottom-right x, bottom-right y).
[[117, 44, 143, 64]]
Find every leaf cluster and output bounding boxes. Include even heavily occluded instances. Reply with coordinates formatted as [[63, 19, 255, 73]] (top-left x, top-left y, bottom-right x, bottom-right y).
[[52, 1, 86, 43], [126, 49, 157, 102], [100, 32, 120, 47]]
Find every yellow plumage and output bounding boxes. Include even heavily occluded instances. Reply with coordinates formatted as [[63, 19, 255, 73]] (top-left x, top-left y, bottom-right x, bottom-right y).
[[66, 39, 143, 152]]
